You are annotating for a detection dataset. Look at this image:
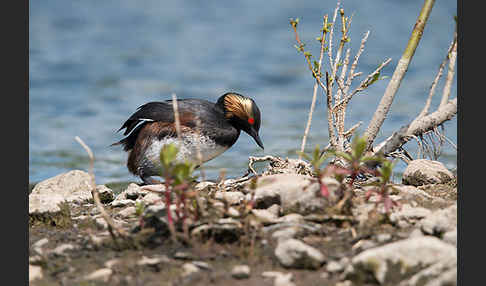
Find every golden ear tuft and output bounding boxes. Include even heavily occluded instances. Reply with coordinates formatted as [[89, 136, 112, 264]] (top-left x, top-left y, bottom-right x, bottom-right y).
[[224, 94, 253, 119]]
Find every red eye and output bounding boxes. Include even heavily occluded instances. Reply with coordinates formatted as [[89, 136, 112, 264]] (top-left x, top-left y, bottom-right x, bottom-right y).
[[248, 117, 255, 124]]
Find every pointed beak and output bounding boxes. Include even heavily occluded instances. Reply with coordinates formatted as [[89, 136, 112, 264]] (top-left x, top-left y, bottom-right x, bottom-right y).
[[249, 127, 264, 150]]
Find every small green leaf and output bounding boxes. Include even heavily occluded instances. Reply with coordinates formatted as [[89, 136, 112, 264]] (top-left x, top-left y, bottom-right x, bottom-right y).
[[351, 136, 367, 160], [160, 143, 178, 168]]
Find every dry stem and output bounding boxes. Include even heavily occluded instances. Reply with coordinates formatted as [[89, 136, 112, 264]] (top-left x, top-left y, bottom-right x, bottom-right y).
[[75, 136, 127, 240]]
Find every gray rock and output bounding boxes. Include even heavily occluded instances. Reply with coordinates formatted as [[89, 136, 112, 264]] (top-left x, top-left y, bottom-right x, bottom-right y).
[[84, 268, 113, 282], [402, 159, 454, 186], [420, 203, 457, 236], [389, 204, 432, 225], [231, 265, 251, 279], [271, 227, 300, 241], [29, 264, 43, 282], [393, 185, 436, 200], [125, 183, 149, 199], [254, 174, 329, 215], [112, 183, 149, 203], [344, 236, 456, 285], [96, 185, 115, 204], [30, 170, 93, 204], [274, 238, 325, 269]]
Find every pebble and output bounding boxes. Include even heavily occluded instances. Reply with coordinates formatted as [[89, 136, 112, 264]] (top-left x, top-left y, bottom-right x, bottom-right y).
[[84, 268, 113, 282], [231, 265, 251, 279]]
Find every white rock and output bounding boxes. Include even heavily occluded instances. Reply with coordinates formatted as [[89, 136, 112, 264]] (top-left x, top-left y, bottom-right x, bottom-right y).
[[271, 227, 300, 241], [266, 204, 281, 217], [30, 170, 93, 204], [231, 265, 251, 279], [255, 174, 330, 215], [29, 193, 67, 216], [191, 261, 212, 271], [400, 256, 457, 286], [214, 191, 245, 205], [137, 255, 170, 266], [375, 233, 392, 243], [116, 206, 137, 218], [32, 238, 49, 249], [262, 271, 295, 286], [51, 243, 75, 256], [443, 228, 457, 246], [389, 204, 432, 225], [111, 199, 136, 208], [226, 207, 240, 217], [402, 159, 454, 186], [84, 268, 113, 282], [181, 263, 200, 277], [138, 192, 161, 205], [29, 264, 43, 282], [344, 236, 456, 284], [252, 209, 278, 224], [194, 181, 216, 191], [326, 260, 344, 273], [276, 213, 304, 223], [420, 203, 457, 236], [274, 238, 325, 269], [104, 258, 121, 269]]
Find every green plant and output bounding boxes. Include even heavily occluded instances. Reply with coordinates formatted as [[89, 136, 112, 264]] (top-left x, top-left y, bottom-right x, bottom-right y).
[[300, 134, 399, 213], [158, 143, 198, 241], [362, 159, 401, 212]]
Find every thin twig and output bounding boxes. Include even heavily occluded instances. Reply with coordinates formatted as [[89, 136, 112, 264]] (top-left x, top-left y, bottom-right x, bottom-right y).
[[333, 58, 392, 112], [418, 34, 456, 117], [298, 14, 329, 158], [440, 32, 457, 108], [172, 93, 182, 140], [75, 136, 127, 239]]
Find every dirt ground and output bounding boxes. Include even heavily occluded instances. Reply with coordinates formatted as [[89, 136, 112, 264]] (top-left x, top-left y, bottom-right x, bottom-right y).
[[29, 177, 457, 286]]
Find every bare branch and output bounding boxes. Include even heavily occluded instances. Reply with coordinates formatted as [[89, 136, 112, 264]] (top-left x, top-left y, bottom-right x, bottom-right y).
[[364, 0, 436, 149], [440, 34, 457, 108], [418, 34, 457, 117], [333, 58, 392, 112], [374, 97, 456, 156]]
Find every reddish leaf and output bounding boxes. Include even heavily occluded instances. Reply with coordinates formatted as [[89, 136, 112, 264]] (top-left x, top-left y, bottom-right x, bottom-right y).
[[320, 183, 330, 198]]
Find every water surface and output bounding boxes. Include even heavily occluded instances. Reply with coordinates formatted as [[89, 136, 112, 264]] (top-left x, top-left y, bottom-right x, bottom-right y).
[[29, 0, 457, 184]]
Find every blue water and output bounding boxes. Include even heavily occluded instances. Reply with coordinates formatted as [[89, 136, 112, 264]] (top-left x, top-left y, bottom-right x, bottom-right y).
[[29, 0, 457, 184]]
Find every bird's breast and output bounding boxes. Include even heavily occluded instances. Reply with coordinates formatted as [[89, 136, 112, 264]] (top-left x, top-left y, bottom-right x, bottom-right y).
[[144, 133, 230, 167]]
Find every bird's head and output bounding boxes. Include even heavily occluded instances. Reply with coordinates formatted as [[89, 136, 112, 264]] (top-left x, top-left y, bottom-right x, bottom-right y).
[[217, 92, 264, 150]]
